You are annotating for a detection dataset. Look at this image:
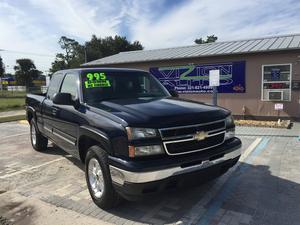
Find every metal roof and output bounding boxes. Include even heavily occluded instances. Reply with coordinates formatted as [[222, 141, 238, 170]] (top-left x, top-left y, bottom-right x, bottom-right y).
[[83, 34, 300, 66]]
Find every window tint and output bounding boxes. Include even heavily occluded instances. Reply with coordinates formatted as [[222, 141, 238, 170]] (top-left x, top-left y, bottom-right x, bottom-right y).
[[47, 73, 63, 100], [81, 71, 169, 103], [60, 73, 78, 100]]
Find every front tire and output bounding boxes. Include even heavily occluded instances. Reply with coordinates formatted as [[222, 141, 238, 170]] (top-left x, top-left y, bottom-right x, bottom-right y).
[[85, 145, 121, 209], [30, 120, 48, 151]]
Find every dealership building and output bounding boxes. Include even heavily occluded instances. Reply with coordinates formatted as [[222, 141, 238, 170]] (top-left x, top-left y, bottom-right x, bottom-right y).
[[83, 34, 300, 120]]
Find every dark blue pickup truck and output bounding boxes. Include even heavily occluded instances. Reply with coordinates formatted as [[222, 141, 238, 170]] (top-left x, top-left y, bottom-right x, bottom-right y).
[[26, 68, 241, 209]]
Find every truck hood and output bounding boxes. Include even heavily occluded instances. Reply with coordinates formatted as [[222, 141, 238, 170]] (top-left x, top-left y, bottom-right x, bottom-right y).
[[88, 97, 230, 128]]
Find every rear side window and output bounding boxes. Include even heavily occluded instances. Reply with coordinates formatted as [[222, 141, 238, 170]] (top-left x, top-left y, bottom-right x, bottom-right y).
[[47, 73, 63, 100], [60, 73, 78, 100]]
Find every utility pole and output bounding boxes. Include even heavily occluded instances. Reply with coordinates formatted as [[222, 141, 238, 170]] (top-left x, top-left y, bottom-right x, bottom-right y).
[[0, 50, 4, 92], [84, 45, 87, 63], [212, 86, 218, 106]]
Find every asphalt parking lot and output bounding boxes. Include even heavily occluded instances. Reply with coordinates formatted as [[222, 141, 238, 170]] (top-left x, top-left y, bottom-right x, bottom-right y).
[[0, 121, 299, 225]]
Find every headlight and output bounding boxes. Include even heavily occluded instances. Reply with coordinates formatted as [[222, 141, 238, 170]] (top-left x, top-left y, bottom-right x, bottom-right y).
[[225, 115, 235, 128], [129, 145, 164, 157], [126, 127, 158, 140]]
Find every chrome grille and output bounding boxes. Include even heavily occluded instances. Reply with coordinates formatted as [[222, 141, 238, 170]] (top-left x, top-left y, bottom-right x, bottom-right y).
[[159, 120, 226, 155]]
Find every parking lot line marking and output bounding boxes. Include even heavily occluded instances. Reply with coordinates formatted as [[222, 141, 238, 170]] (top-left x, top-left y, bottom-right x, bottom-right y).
[[239, 137, 262, 162], [0, 157, 66, 179], [0, 132, 28, 140], [177, 138, 262, 224], [196, 138, 270, 225], [18, 120, 28, 124]]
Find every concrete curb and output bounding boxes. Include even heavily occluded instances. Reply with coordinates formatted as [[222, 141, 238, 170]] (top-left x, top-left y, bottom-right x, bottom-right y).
[[0, 114, 26, 123]]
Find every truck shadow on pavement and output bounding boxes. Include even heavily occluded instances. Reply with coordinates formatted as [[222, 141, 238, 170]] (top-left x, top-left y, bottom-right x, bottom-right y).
[[42, 144, 70, 156], [39, 145, 300, 225], [110, 164, 300, 225], [42, 144, 85, 169]]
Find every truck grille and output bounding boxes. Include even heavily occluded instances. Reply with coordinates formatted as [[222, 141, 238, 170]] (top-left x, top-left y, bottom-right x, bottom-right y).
[[159, 120, 226, 155], [164, 132, 225, 155]]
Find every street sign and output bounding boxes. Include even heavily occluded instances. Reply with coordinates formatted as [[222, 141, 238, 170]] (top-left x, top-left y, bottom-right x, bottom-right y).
[[274, 103, 283, 110], [209, 70, 220, 87]]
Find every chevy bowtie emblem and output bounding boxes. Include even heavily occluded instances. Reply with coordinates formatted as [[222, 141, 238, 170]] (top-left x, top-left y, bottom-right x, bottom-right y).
[[194, 131, 208, 141]]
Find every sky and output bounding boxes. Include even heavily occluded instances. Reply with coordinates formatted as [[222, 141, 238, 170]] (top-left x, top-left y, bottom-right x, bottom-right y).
[[0, 0, 300, 74]]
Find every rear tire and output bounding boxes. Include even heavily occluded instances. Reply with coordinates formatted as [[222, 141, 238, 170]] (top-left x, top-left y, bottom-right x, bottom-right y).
[[30, 120, 48, 151], [85, 145, 121, 209]]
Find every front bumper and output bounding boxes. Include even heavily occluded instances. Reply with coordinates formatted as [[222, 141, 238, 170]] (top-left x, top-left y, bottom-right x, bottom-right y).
[[109, 137, 241, 200], [115, 156, 239, 200], [110, 146, 240, 185]]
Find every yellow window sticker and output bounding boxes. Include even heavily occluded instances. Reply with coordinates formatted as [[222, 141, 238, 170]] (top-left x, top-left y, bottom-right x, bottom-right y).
[[84, 72, 111, 88]]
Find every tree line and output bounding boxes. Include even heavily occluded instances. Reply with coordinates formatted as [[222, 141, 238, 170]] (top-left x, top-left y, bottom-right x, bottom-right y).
[[50, 34, 217, 73], [50, 35, 143, 73], [0, 57, 42, 89], [0, 34, 217, 89]]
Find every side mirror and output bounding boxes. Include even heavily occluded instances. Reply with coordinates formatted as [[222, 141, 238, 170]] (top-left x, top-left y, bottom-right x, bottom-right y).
[[53, 93, 74, 105], [169, 89, 179, 97]]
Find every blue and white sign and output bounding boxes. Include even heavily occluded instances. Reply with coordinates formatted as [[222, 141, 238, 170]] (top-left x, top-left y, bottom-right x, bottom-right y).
[[149, 61, 246, 93]]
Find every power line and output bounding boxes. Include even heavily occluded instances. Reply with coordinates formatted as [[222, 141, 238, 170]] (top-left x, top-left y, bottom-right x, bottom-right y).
[[0, 48, 55, 57]]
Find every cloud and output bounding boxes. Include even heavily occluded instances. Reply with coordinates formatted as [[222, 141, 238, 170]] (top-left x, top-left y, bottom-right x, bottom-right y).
[[0, 0, 124, 72], [0, 0, 299, 72], [128, 0, 300, 49], [28, 0, 121, 40], [0, 1, 58, 72]]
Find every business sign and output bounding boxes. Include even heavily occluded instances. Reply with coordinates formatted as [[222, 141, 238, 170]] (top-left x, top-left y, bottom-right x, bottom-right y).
[[0, 77, 16, 85], [149, 61, 246, 93]]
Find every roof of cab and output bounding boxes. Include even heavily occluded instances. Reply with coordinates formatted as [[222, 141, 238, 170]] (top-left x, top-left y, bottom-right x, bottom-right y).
[[54, 67, 147, 74]]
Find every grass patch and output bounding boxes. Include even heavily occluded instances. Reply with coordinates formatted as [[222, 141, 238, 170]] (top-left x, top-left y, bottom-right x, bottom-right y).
[[0, 98, 25, 112], [0, 90, 26, 98]]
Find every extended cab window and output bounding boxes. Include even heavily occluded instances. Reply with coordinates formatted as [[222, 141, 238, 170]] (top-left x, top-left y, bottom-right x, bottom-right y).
[[60, 73, 78, 100], [81, 71, 170, 103], [47, 73, 63, 100]]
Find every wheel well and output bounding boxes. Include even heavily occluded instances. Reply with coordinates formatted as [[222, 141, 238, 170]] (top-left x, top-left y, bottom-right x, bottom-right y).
[[78, 136, 104, 163], [27, 111, 33, 123]]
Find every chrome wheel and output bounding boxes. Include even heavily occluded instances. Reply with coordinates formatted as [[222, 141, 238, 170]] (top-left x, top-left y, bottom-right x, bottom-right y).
[[31, 124, 36, 146], [88, 158, 105, 198]]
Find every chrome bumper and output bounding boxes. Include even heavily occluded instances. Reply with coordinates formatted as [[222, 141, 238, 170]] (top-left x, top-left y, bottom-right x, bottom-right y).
[[109, 148, 241, 185]]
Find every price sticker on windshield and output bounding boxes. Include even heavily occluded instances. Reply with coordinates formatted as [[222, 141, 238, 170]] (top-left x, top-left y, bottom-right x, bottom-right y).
[[84, 72, 111, 88]]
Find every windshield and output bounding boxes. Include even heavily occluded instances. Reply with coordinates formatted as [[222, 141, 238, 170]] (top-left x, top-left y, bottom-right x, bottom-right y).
[[81, 70, 170, 103]]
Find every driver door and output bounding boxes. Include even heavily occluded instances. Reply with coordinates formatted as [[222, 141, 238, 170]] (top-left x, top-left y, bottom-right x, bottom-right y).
[[51, 72, 82, 157]]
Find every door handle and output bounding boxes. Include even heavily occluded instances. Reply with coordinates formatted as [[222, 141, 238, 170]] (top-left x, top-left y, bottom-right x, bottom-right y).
[[52, 108, 59, 116]]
